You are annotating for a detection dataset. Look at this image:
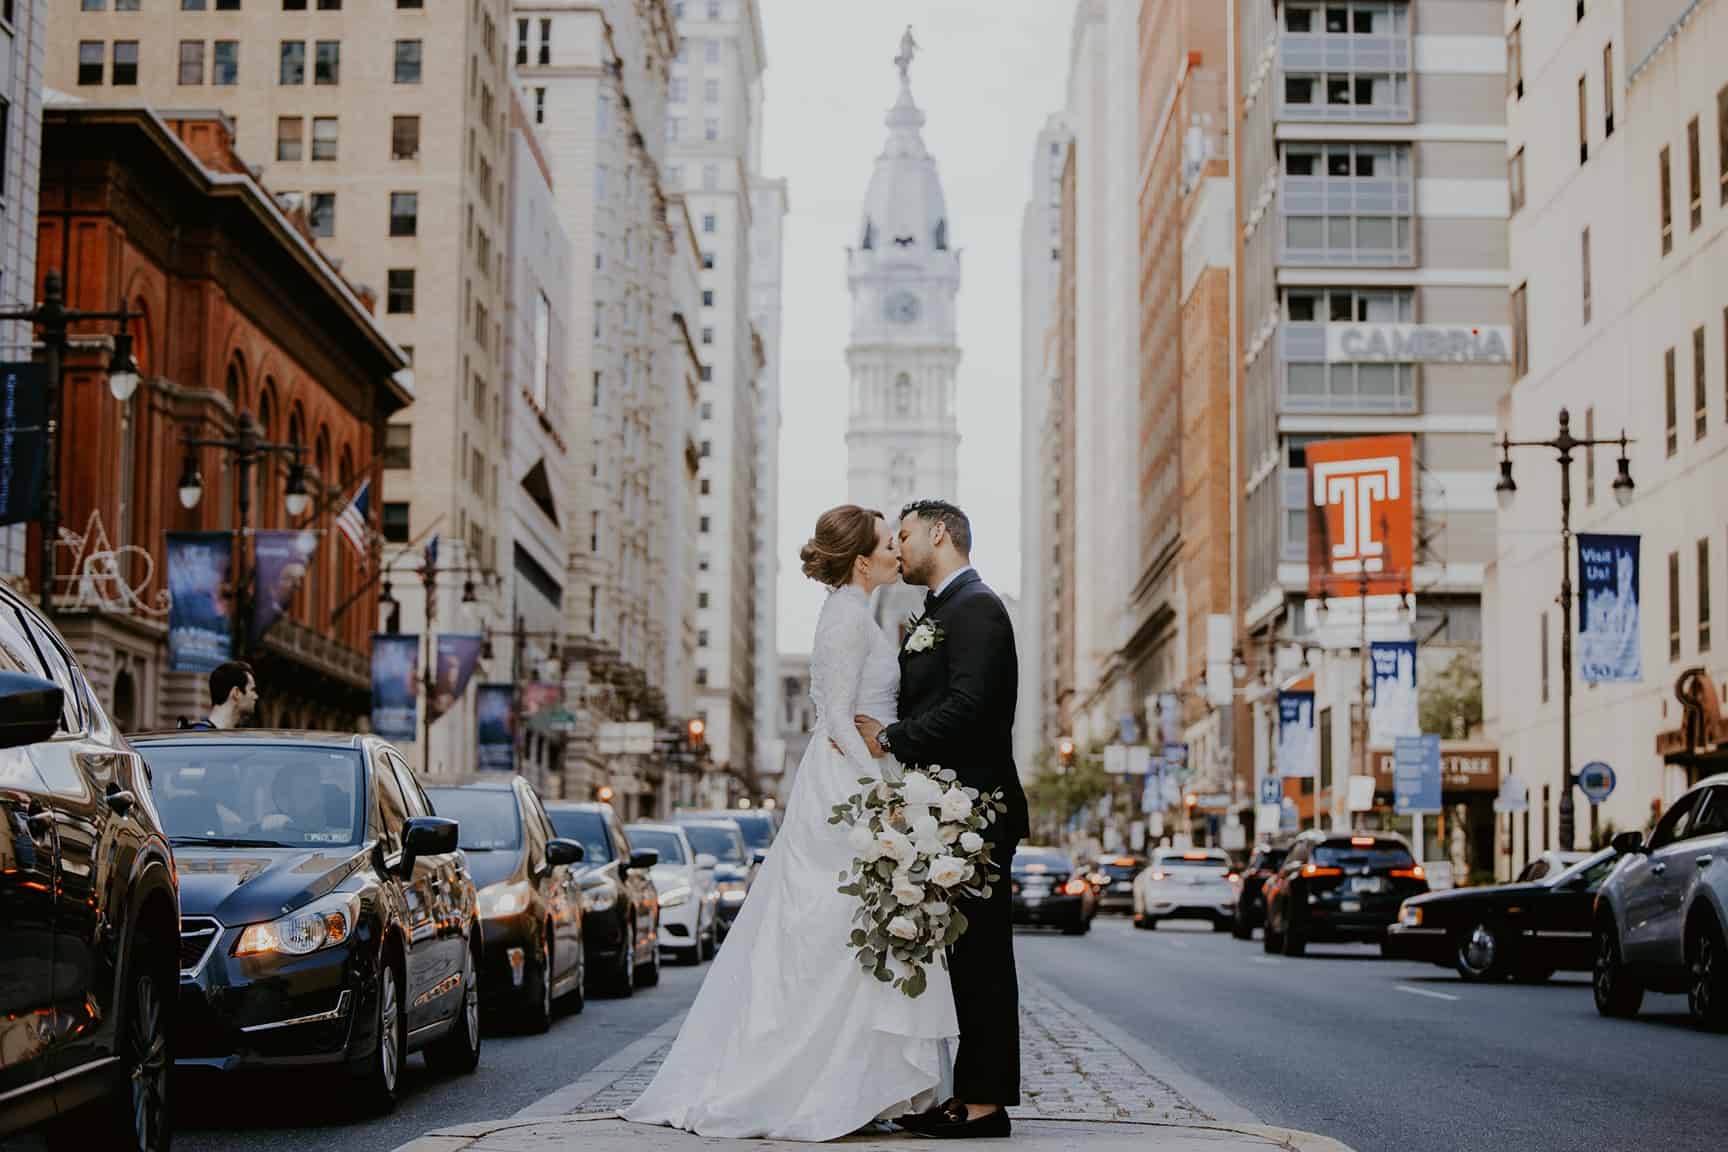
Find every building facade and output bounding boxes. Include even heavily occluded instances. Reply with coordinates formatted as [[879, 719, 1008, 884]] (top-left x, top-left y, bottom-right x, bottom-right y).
[[1, 0, 45, 578], [1489, 0, 1728, 868], [775, 650, 812, 799], [750, 174, 787, 789]]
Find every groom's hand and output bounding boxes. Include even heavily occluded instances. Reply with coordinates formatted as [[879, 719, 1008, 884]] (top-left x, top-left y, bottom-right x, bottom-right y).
[[854, 716, 886, 759]]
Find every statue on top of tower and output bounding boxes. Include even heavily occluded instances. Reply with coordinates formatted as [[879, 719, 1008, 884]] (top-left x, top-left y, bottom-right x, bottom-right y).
[[895, 25, 918, 85]]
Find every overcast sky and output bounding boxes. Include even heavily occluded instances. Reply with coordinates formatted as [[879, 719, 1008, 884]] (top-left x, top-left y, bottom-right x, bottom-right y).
[[758, 0, 1073, 653]]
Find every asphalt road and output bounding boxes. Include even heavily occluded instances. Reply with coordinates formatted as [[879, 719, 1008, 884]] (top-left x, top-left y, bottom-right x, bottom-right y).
[[1016, 916, 1724, 1152], [0, 959, 704, 1152]]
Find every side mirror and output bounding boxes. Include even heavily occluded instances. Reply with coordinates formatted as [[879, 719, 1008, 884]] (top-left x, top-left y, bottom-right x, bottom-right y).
[[0, 672, 63, 750], [547, 838, 585, 867], [400, 816, 459, 875], [1611, 830, 1648, 856], [695, 852, 718, 871], [628, 849, 660, 872]]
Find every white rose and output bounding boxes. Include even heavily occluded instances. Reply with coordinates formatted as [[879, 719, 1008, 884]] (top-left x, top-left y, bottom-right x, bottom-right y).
[[938, 787, 974, 822], [874, 780, 894, 802], [959, 830, 985, 854], [901, 772, 943, 808], [904, 623, 936, 653], [928, 855, 969, 889], [921, 900, 951, 918], [942, 824, 961, 843], [848, 823, 882, 859], [910, 812, 941, 843], [887, 915, 919, 941], [876, 829, 915, 865], [892, 876, 926, 906]]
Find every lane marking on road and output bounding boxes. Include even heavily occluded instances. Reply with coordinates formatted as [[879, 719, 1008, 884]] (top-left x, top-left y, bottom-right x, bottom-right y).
[[1396, 984, 1460, 1002]]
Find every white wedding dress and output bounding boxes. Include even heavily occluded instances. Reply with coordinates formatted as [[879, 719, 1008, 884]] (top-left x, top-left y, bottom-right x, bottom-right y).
[[624, 584, 957, 1140]]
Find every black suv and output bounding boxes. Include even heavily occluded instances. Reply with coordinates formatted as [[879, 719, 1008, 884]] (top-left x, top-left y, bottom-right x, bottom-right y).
[[1262, 832, 1429, 956], [0, 583, 179, 1151], [545, 803, 661, 996]]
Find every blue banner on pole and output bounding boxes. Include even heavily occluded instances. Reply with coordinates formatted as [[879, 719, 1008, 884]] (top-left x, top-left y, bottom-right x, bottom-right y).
[[251, 530, 319, 644], [1578, 533, 1641, 683], [477, 684, 514, 771], [370, 634, 420, 740], [1276, 691, 1316, 779], [430, 633, 484, 723], [1369, 640, 1419, 748], [0, 363, 47, 527], [1394, 734, 1442, 815], [166, 532, 235, 672]]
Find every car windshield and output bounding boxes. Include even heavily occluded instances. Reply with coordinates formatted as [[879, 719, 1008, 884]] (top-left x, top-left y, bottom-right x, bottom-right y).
[[1314, 842, 1414, 869], [1158, 854, 1229, 870], [1014, 852, 1071, 873], [1098, 859, 1142, 879], [427, 789, 521, 852], [730, 815, 775, 850], [144, 743, 362, 847], [1254, 850, 1288, 870], [548, 809, 613, 864], [1551, 850, 1620, 892], [627, 828, 687, 864], [682, 824, 745, 863]]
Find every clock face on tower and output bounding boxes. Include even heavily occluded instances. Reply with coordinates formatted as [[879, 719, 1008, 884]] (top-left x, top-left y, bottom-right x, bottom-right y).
[[883, 290, 922, 325]]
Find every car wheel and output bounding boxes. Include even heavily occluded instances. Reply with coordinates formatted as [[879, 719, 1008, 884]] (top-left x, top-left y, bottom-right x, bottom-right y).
[[613, 918, 637, 997], [636, 930, 662, 988], [1593, 915, 1644, 1019], [1280, 911, 1306, 958], [1232, 911, 1253, 941], [1687, 911, 1728, 1031], [1262, 905, 1283, 954], [426, 935, 483, 1075], [349, 954, 405, 1115], [1454, 921, 1512, 982], [561, 937, 586, 1016], [521, 928, 554, 1034], [49, 926, 173, 1152], [1212, 918, 1231, 933], [1062, 912, 1088, 936]]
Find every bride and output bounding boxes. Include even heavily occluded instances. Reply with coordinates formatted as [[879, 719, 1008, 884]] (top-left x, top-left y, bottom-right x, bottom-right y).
[[624, 505, 957, 1141]]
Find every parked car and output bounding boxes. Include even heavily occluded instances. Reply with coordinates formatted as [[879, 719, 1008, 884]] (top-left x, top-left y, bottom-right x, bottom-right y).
[[136, 729, 482, 1114], [0, 586, 179, 1151], [627, 822, 720, 963], [1133, 848, 1236, 931], [1261, 832, 1429, 957], [427, 781, 588, 1031], [1089, 855, 1146, 915], [680, 807, 776, 886], [1386, 847, 1623, 981], [1515, 850, 1593, 883], [674, 816, 754, 940], [544, 802, 661, 995], [1231, 841, 1291, 939], [1009, 846, 1093, 934], [1593, 774, 1728, 1029]]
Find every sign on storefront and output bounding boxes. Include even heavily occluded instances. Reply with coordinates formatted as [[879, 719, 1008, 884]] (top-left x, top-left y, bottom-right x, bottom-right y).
[[1325, 324, 1512, 364]]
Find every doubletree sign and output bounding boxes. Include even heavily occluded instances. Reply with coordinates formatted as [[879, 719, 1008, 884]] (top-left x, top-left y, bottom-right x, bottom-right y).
[[0, 363, 48, 527], [1325, 324, 1512, 364]]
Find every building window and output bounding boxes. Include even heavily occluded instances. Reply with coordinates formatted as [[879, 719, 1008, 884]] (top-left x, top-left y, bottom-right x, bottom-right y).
[[702, 252, 715, 270], [1508, 23, 1523, 100], [1509, 148, 1525, 214], [394, 39, 422, 83], [533, 87, 546, 124], [697, 630, 709, 648], [314, 40, 339, 84], [276, 116, 303, 161], [1602, 43, 1614, 136], [702, 290, 714, 307], [308, 192, 335, 237], [700, 327, 713, 345], [280, 40, 305, 84], [1659, 145, 1673, 255], [391, 115, 419, 160], [1512, 283, 1529, 380], [1577, 75, 1588, 164], [538, 18, 550, 65], [702, 162, 718, 191], [699, 515, 711, 533], [383, 424, 411, 470], [704, 117, 718, 141], [1540, 611, 1549, 704], [382, 503, 410, 543], [1700, 538, 1713, 654], [311, 116, 337, 160], [390, 191, 418, 236], [1670, 551, 1682, 662], [78, 41, 105, 85], [1580, 228, 1591, 325], [1696, 326, 1709, 440], [1666, 346, 1678, 456], [386, 268, 415, 313], [705, 38, 719, 63], [112, 41, 139, 85], [704, 78, 719, 104], [1719, 85, 1728, 205], [1584, 407, 1597, 506], [671, 77, 687, 102], [515, 17, 528, 65], [1280, 142, 1412, 265], [1688, 117, 1703, 230], [699, 439, 711, 457], [698, 591, 710, 609], [668, 117, 683, 142], [702, 214, 716, 233], [284, 0, 307, 7], [213, 40, 239, 84], [179, 40, 205, 85], [699, 365, 712, 382], [696, 668, 709, 686]]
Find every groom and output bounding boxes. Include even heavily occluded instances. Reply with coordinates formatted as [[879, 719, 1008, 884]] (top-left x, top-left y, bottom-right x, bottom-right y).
[[855, 498, 1030, 1140]]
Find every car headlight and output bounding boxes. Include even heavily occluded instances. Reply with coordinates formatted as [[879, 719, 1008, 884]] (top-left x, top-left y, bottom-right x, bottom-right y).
[[718, 882, 747, 904], [235, 890, 360, 958], [1399, 903, 1423, 927], [479, 880, 533, 919], [658, 886, 691, 908], [584, 885, 617, 913]]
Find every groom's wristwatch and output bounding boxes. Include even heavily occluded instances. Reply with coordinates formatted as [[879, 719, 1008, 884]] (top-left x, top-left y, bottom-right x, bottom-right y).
[[875, 728, 894, 757]]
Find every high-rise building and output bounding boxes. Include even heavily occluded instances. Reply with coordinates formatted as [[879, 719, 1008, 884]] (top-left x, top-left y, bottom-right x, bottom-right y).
[[1489, 0, 1728, 866], [1235, 0, 1509, 854], [845, 31, 961, 638], [54, 0, 515, 774], [1, 0, 46, 579], [750, 175, 788, 789], [668, 0, 770, 799]]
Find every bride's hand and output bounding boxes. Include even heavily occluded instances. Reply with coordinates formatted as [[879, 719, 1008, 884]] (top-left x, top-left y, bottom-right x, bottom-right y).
[[854, 716, 886, 759]]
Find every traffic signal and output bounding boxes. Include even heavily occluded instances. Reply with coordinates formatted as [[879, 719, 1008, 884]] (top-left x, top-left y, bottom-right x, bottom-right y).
[[1056, 738, 1075, 771], [687, 717, 706, 749], [597, 784, 615, 803]]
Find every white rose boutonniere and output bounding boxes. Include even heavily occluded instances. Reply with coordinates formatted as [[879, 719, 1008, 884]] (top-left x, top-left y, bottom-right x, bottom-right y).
[[903, 614, 946, 655]]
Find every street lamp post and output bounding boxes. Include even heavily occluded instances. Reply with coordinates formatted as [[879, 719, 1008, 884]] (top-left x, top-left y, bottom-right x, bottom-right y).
[[1495, 407, 1635, 851], [175, 411, 310, 658], [0, 270, 142, 614]]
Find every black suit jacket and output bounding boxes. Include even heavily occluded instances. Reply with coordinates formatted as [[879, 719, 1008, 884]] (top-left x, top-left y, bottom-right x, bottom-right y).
[[884, 569, 1030, 842]]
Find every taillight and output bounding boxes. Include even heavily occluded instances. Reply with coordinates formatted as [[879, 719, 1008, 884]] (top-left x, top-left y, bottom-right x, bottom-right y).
[[1350, 836, 1377, 847], [1301, 864, 1344, 878], [1390, 865, 1426, 880], [1063, 877, 1088, 896], [1225, 872, 1240, 882]]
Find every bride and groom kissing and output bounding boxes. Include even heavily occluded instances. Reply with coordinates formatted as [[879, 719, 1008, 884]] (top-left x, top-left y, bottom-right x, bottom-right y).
[[625, 498, 1030, 1141]]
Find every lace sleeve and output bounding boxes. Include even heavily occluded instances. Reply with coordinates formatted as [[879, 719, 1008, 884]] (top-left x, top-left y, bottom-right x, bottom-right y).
[[810, 592, 878, 776]]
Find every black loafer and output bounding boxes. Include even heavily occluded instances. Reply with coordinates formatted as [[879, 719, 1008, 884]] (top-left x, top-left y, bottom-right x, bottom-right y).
[[894, 1102, 959, 1135], [928, 1107, 1011, 1140]]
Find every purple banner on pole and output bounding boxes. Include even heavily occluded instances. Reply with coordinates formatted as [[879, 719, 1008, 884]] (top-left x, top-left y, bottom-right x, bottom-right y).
[[429, 633, 484, 723], [370, 633, 420, 740], [0, 363, 48, 527], [167, 532, 235, 672], [476, 684, 515, 771], [251, 530, 320, 644]]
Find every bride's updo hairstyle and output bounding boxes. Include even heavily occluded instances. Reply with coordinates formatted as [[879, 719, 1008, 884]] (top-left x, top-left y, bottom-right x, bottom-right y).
[[800, 504, 883, 588]]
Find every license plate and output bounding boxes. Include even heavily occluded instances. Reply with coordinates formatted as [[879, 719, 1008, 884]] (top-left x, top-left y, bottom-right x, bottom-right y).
[[1341, 900, 1362, 913], [1113, 882, 1133, 892], [1351, 877, 1384, 894]]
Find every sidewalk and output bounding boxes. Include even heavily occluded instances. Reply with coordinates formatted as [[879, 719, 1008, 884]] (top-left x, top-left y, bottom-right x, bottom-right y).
[[395, 978, 1354, 1152]]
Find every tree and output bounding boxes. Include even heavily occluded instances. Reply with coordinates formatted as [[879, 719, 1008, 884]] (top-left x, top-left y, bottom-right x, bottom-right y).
[[1026, 746, 1113, 844], [1420, 649, 1483, 740]]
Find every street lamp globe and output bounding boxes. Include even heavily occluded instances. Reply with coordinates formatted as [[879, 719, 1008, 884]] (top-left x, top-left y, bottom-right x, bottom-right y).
[[1494, 456, 1517, 511], [107, 332, 140, 402], [176, 455, 203, 510], [283, 460, 311, 518], [1612, 452, 1635, 508]]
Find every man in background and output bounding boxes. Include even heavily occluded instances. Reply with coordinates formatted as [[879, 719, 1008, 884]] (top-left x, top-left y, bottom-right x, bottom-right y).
[[186, 660, 257, 730]]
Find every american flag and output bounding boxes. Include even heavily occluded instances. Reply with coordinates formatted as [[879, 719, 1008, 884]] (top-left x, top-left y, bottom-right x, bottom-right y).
[[335, 478, 372, 562]]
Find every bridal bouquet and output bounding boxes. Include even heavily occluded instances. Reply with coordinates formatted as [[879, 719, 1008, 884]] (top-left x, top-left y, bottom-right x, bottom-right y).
[[828, 765, 1007, 998]]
